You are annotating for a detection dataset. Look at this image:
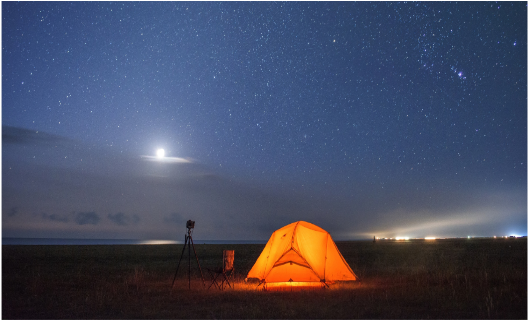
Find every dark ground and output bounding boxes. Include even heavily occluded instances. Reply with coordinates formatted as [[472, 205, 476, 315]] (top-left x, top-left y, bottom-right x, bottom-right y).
[[2, 238, 527, 319]]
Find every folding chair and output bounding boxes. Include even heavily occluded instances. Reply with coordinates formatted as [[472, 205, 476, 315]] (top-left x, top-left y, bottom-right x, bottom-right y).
[[207, 250, 234, 290]]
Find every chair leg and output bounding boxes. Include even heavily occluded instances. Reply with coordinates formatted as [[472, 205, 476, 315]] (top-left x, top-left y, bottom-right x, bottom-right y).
[[223, 273, 231, 289], [207, 270, 215, 290], [212, 275, 221, 290], [221, 270, 233, 289], [207, 270, 222, 290]]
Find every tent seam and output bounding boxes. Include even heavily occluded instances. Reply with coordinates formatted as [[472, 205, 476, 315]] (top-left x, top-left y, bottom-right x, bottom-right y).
[[262, 231, 277, 281], [323, 232, 328, 281], [291, 221, 300, 249], [290, 233, 324, 281], [331, 239, 358, 280]]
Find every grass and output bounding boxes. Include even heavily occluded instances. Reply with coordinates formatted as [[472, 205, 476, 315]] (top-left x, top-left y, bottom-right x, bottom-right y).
[[2, 238, 527, 319]]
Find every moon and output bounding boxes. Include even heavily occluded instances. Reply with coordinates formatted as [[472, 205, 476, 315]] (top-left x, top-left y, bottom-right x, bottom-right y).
[[156, 148, 165, 158]]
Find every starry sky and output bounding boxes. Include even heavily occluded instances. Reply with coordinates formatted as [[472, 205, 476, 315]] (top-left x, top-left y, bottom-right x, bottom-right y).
[[2, 2, 527, 241]]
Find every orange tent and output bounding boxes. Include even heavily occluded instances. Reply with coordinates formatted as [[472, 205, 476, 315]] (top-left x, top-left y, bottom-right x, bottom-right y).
[[247, 221, 357, 286]]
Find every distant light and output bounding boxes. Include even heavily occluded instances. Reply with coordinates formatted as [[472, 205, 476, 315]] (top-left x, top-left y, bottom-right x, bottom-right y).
[[395, 237, 409, 241], [139, 240, 179, 245], [156, 148, 165, 158], [425, 237, 436, 240]]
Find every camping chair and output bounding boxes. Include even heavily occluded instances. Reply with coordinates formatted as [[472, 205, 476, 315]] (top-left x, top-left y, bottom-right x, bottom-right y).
[[207, 250, 234, 290]]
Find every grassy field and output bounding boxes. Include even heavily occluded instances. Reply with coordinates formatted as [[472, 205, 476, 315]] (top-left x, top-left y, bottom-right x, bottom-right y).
[[2, 238, 527, 319]]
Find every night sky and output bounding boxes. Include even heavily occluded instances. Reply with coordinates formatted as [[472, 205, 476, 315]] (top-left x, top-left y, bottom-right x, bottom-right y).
[[2, 2, 527, 241]]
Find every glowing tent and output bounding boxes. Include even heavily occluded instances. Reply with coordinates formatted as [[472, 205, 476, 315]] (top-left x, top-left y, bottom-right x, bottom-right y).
[[247, 221, 357, 287]]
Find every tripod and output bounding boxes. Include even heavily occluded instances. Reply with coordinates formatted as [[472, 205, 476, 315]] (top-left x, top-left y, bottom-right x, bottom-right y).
[[172, 225, 205, 289]]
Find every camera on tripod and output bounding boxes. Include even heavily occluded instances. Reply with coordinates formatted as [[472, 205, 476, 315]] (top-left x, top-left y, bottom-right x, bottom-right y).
[[172, 219, 205, 290]]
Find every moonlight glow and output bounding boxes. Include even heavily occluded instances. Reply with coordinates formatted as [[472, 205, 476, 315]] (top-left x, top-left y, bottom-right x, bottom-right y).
[[156, 149, 165, 158]]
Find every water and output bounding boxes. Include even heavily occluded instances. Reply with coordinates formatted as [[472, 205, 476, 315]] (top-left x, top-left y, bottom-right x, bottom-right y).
[[2, 238, 266, 245], [193, 240, 267, 245]]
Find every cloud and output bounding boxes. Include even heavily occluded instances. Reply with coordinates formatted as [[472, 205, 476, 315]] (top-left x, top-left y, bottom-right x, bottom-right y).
[[2, 127, 525, 240], [107, 212, 140, 226], [41, 212, 69, 223], [2, 125, 71, 145], [75, 212, 100, 225], [7, 207, 18, 217], [141, 155, 193, 163], [163, 212, 185, 225]]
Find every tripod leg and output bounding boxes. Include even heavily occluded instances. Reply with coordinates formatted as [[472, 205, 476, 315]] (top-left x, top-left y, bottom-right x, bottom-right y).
[[189, 236, 206, 287], [188, 235, 191, 290], [172, 235, 188, 288]]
